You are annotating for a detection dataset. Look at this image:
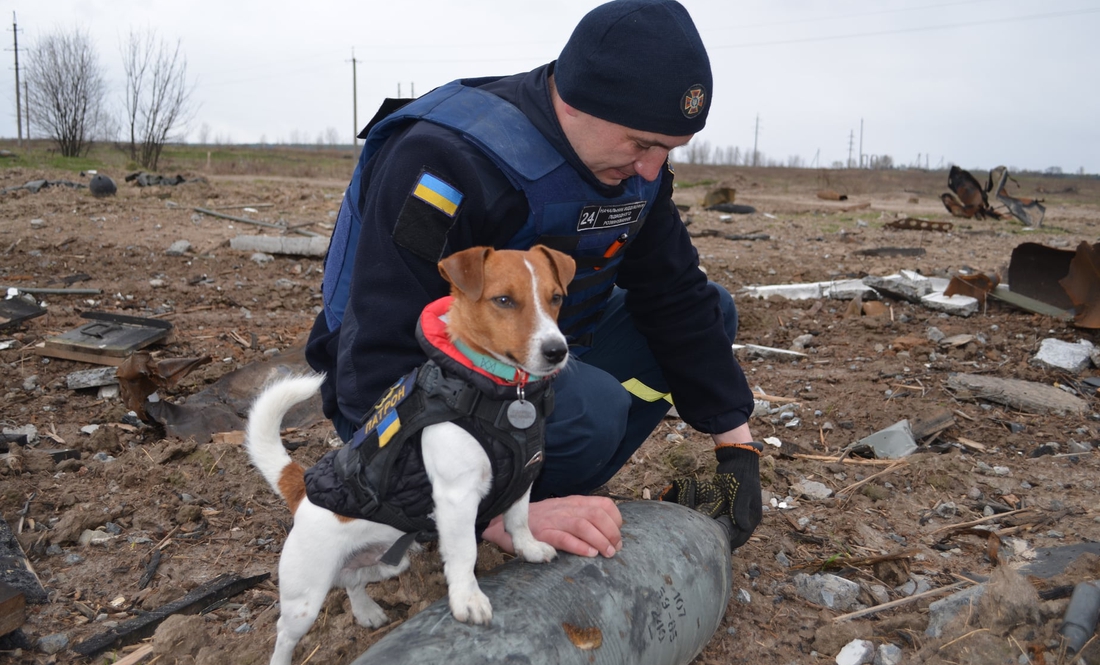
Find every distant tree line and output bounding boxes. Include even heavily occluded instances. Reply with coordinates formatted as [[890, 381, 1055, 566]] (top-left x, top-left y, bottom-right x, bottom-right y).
[[672, 140, 900, 170], [672, 140, 1090, 175], [24, 27, 194, 170]]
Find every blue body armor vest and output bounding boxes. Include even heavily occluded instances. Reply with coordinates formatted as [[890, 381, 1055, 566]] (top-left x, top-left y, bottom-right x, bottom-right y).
[[321, 78, 663, 345]]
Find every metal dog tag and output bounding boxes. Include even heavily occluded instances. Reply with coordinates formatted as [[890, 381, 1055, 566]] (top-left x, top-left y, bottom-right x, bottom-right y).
[[506, 400, 537, 429]]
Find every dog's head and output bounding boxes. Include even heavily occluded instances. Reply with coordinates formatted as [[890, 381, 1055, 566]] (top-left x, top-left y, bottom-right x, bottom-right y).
[[438, 246, 576, 377]]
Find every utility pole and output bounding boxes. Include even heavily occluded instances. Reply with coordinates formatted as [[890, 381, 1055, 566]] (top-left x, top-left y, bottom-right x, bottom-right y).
[[847, 130, 855, 169], [752, 114, 760, 167], [349, 48, 359, 147], [411, 82, 415, 97], [11, 12, 22, 146], [858, 118, 864, 168]]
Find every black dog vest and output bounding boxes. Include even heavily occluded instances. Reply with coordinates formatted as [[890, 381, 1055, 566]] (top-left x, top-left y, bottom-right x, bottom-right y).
[[304, 297, 555, 562]]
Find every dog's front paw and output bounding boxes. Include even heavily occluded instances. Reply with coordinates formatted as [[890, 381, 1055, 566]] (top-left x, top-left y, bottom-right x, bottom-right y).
[[450, 588, 493, 625], [355, 604, 389, 629], [516, 539, 557, 564]]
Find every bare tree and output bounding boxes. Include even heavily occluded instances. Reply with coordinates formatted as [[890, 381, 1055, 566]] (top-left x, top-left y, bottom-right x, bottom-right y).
[[121, 29, 195, 170], [25, 28, 108, 157]]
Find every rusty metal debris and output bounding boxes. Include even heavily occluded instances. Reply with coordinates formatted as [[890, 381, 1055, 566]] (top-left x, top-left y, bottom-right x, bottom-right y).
[[817, 190, 848, 201], [1007, 243, 1076, 310], [885, 218, 953, 233], [940, 166, 1045, 226], [941, 166, 1001, 220], [139, 345, 323, 443], [1059, 241, 1100, 328], [116, 353, 212, 421], [988, 166, 1046, 227], [944, 272, 999, 305]]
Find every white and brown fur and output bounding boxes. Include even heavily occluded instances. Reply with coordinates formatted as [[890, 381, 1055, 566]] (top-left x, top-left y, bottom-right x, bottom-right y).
[[246, 246, 576, 665]]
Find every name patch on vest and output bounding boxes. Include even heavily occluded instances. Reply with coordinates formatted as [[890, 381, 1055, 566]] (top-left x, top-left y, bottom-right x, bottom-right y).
[[576, 201, 647, 231], [358, 368, 418, 448]]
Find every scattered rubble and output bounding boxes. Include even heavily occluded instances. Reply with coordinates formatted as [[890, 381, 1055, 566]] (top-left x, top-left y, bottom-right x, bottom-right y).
[[2, 164, 1099, 665]]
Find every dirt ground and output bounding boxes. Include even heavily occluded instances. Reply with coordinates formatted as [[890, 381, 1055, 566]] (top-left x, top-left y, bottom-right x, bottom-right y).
[[2, 161, 1100, 665]]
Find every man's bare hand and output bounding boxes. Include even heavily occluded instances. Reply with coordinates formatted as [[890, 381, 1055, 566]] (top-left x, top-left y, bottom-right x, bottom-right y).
[[482, 496, 622, 558]]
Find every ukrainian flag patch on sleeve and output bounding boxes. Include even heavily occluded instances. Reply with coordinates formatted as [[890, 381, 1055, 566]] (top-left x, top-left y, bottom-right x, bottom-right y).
[[412, 171, 463, 217]]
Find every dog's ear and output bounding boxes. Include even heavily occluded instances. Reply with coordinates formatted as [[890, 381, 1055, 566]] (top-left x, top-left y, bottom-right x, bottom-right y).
[[535, 245, 576, 293], [439, 247, 491, 300]]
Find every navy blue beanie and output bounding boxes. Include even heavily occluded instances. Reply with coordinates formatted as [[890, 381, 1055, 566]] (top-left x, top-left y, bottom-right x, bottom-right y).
[[555, 0, 712, 136]]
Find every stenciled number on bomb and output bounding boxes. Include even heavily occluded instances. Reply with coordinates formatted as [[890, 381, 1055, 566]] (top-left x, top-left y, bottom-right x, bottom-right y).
[[647, 586, 687, 643]]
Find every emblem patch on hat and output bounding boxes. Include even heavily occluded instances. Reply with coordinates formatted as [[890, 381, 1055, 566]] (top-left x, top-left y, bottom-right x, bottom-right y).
[[682, 85, 706, 118]]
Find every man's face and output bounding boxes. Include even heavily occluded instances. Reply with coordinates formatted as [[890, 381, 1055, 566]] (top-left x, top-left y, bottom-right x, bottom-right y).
[[556, 97, 694, 186]]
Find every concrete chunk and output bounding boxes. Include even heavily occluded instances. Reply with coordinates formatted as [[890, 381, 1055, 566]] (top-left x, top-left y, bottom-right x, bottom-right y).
[[742, 279, 875, 301], [165, 240, 192, 256], [230, 235, 328, 257], [1030, 338, 1094, 374], [836, 639, 874, 665], [863, 270, 933, 303], [926, 585, 986, 637], [794, 572, 862, 611], [920, 292, 979, 316]]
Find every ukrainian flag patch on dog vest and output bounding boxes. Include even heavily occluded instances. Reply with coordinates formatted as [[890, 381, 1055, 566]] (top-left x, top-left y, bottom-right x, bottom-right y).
[[412, 172, 463, 217], [355, 368, 419, 449]]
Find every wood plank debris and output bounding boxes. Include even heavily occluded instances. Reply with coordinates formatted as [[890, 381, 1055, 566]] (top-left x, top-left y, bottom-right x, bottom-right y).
[[0, 580, 25, 637], [71, 572, 269, 657], [946, 373, 1089, 415], [37, 313, 172, 366], [111, 644, 155, 665], [66, 366, 119, 390]]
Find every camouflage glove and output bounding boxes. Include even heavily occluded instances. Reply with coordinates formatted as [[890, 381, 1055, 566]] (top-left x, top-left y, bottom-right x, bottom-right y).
[[660, 443, 763, 551]]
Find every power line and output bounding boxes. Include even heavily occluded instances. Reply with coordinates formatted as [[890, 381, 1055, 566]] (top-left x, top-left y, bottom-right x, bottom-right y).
[[709, 7, 1100, 49], [710, 0, 1001, 31]]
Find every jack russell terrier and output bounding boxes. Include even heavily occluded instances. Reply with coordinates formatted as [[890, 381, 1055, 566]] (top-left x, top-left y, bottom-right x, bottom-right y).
[[246, 246, 576, 665]]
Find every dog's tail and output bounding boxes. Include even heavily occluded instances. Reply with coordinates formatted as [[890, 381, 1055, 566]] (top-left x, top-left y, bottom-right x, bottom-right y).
[[245, 373, 325, 507]]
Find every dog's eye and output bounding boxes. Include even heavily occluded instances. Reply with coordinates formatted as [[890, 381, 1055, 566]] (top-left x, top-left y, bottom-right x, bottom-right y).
[[550, 293, 563, 307], [493, 295, 515, 308]]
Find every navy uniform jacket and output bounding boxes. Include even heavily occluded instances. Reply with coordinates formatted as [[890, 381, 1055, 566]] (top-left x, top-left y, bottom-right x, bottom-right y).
[[305, 62, 753, 439]]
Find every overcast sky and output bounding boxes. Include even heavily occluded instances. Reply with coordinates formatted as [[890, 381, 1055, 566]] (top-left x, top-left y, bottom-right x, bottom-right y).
[[1, 0, 1097, 174]]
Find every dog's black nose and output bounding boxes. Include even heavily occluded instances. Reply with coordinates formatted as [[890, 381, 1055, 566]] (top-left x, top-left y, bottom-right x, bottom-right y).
[[541, 339, 567, 365]]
